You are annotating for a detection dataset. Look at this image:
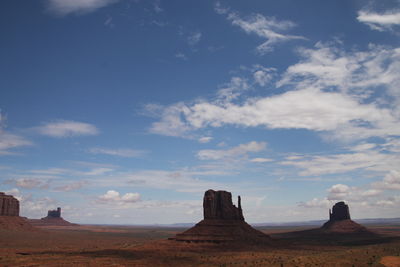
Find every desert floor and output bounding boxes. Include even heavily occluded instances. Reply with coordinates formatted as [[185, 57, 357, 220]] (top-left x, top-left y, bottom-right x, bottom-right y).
[[1, 224, 400, 267]]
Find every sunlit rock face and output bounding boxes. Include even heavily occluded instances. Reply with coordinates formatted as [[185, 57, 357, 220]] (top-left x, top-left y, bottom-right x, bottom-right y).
[[0, 192, 19, 216]]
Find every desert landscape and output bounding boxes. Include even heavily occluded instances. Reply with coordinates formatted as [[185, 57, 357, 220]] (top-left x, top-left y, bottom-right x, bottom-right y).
[[1, 190, 400, 266], [1, 221, 400, 266], [2, 1, 400, 266]]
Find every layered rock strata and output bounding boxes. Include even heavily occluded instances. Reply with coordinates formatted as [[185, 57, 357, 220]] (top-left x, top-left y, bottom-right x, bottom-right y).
[[172, 189, 270, 243], [0, 192, 19, 216]]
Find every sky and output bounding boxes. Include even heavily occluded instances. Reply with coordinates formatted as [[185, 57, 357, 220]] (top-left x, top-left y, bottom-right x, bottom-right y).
[[0, 0, 400, 224]]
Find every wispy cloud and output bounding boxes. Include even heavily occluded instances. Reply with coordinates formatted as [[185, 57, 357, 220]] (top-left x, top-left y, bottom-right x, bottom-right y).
[[175, 52, 188, 61], [97, 190, 141, 205], [215, 2, 305, 54], [357, 10, 400, 32], [197, 141, 266, 161], [187, 31, 202, 45], [53, 181, 88, 192], [148, 43, 400, 142], [45, 0, 118, 16], [36, 120, 99, 138], [0, 132, 32, 155], [88, 147, 146, 157]]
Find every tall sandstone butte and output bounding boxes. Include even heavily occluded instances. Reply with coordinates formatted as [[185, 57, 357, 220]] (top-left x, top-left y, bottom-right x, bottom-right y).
[[0, 192, 19, 216], [172, 189, 270, 243], [322, 201, 367, 233], [0, 192, 35, 231], [203, 190, 244, 220], [329, 201, 351, 221]]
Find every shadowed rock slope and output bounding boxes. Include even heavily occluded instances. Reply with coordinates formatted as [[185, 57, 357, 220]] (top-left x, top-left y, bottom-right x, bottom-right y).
[[172, 189, 270, 243], [322, 201, 368, 233]]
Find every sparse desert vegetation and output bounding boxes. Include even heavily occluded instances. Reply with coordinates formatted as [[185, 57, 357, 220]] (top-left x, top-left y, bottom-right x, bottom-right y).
[[1, 223, 399, 266]]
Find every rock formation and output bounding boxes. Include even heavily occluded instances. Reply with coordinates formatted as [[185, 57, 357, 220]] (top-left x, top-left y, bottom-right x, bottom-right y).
[[29, 207, 77, 226], [0, 192, 20, 216], [0, 192, 35, 231], [203, 190, 244, 220], [329, 201, 350, 221], [172, 189, 270, 243], [322, 201, 367, 233], [47, 207, 61, 218]]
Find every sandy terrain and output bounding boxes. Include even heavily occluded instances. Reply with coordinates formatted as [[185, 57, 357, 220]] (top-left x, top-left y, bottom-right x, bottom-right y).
[[0, 224, 399, 266]]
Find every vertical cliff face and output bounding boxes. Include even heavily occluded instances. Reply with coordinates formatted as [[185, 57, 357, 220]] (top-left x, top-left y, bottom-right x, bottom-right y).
[[203, 189, 244, 220], [0, 192, 20, 216], [329, 201, 351, 221], [47, 207, 61, 218], [173, 189, 270, 243]]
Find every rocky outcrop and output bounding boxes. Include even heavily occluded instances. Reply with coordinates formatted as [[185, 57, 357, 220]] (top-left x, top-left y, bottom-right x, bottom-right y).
[[0, 192, 19, 216], [29, 207, 77, 227], [322, 201, 367, 233], [329, 201, 350, 221], [47, 207, 61, 218], [172, 189, 270, 243], [0, 192, 36, 231], [203, 190, 244, 220]]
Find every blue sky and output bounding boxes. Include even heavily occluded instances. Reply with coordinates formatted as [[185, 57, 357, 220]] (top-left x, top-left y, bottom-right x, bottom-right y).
[[1, 0, 400, 224]]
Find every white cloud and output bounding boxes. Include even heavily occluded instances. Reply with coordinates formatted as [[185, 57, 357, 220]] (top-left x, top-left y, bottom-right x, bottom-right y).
[[153, 0, 163, 13], [0, 132, 32, 155], [281, 149, 400, 176], [45, 0, 118, 16], [175, 53, 188, 60], [198, 136, 213, 143], [88, 147, 146, 157], [197, 141, 266, 160], [187, 31, 202, 45], [277, 43, 400, 105], [327, 184, 350, 200], [82, 168, 114, 176], [373, 170, 400, 190], [252, 65, 276, 86], [218, 7, 305, 54], [15, 179, 47, 189], [183, 89, 393, 136], [298, 197, 333, 209], [250, 157, 273, 163], [357, 10, 400, 31], [217, 77, 249, 101], [148, 103, 193, 137], [148, 44, 400, 142], [97, 190, 141, 205], [53, 181, 87, 192], [125, 170, 221, 193], [36, 120, 99, 138]]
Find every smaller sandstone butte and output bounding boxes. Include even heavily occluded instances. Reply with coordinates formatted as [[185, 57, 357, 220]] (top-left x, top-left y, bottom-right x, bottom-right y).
[[322, 201, 367, 233], [0, 192, 35, 231], [0, 192, 19, 216], [172, 189, 270, 243], [47, 207, 61, 218], [29, 207, 77, 226]]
